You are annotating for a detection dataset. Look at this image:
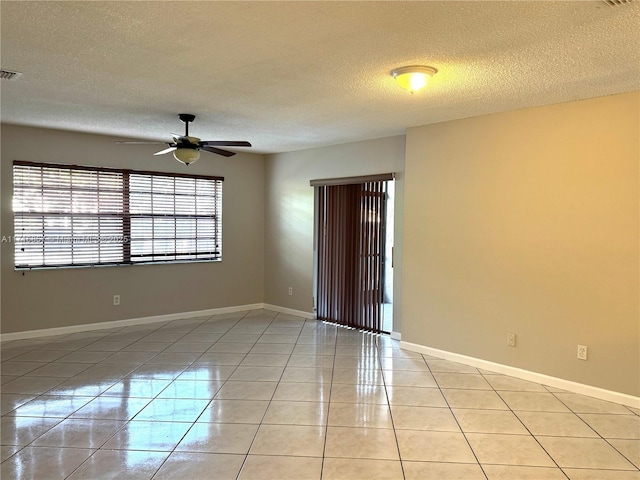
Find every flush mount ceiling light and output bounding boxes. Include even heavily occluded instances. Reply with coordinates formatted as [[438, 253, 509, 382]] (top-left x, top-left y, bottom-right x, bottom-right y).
[[391, 65, 438, 94]]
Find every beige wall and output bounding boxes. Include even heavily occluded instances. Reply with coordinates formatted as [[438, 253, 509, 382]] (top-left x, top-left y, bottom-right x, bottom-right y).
[[1, 125, 265, 334], [3, 93, 637, 398], [264, 136, 406, 331], [402, 92, 639, 396]]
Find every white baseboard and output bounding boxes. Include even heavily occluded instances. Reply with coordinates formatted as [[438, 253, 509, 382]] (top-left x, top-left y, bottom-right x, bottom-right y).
[[0, 303, 318, 343], [400, 341, 640, 409], [0, 303, 264, 343], [390, 331, 402, 341], [262, 304, 315, 319]]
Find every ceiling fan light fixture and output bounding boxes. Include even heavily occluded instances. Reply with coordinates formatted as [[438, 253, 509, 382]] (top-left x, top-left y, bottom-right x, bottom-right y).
[[391, 65, 438, 94], [117, 113, 251, 164], [173, 147, 200, 165]]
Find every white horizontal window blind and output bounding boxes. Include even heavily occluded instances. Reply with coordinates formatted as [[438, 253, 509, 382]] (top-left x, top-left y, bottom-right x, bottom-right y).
[[12, 161, 223, 269], [129, 173, 222, 263]]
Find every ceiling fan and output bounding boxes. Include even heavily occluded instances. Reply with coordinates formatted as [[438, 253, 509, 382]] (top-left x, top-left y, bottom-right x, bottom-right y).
[[117, 113, 252, 165]]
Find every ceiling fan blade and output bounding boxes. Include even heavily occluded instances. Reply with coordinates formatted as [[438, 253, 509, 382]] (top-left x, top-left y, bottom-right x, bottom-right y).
[[199, 140, 252, 147], [115, 141, 167, 145], [153, 146, 177, 156], [201, 146, 236, 157]]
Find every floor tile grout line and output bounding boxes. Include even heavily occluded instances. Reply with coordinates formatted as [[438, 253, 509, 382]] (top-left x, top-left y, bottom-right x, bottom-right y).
[[251, 314, 333, 478], [423, 355, 490, 480], [24, 381, 152, 480], [318, 318, 339, 480], [492, 384, 639, 472], [477, 370, 571, 479], [377, 335, 407, 480], [179, 311, 276, 474], [3, 311, 638, 478], [546, 388, 640, 472], [455, 372, 608, 456], [13, 311, 250, 479], [3, 315, 200, 407], [60, 419, 134, 479], [4, 318, 177, 470], [233, 311, 306, 480], [13, 370, 144, 455], [60, 320, 187, 398], [28, 316, 189, 364], [2, 311, 252, 411], [0, 311, 260, 465], [146, 309, 253, 480]]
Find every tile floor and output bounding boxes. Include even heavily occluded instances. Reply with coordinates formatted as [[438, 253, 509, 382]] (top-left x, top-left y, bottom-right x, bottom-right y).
[[1, 309, 639, 479]]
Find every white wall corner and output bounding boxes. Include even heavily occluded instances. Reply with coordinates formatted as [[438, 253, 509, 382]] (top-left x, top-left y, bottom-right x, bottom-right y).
[[400, 341, 640, 410], [390, 331, 402, 341]]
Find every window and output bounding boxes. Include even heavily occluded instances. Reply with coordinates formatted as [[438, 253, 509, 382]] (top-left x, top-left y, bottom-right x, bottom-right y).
[[12, 161, 223, 269]]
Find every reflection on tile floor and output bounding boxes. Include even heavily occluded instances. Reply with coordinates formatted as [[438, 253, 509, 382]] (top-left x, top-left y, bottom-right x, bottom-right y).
[[1, 309, 639, 479]]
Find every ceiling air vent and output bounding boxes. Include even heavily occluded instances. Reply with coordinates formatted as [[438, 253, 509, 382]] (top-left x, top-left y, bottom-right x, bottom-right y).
[[0, 69, 22, 81], [601, 0, 633, 6]]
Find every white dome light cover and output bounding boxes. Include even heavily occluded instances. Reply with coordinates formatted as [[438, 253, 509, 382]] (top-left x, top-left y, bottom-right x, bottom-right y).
[[173, 147, 201, 165], [391, 65, 438, 94]]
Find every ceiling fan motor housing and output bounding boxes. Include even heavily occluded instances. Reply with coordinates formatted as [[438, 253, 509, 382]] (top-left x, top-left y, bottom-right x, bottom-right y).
[[179, 113, 196, 123]]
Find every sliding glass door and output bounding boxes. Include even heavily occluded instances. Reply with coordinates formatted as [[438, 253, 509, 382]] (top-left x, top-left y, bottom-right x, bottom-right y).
[[312, 174, 392, 333]]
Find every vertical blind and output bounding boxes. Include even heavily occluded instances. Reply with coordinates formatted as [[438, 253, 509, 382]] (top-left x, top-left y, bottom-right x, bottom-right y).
[[12, 161, 223, 269], [314, 176, 390, 333]]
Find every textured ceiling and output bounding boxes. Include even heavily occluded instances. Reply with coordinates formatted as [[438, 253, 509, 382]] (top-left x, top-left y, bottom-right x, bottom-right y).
[[1, 1, 639, 154]]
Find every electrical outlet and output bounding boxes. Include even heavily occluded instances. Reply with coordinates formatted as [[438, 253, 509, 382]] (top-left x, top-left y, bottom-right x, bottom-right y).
[[577, 345, 588, 360], [507, 332, 516, 347], [288, 287, 293, 296], [113, 295, 121, 306]]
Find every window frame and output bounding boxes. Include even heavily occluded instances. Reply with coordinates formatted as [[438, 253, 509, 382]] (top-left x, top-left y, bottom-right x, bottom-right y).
[[12, 160, 224, 270]]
